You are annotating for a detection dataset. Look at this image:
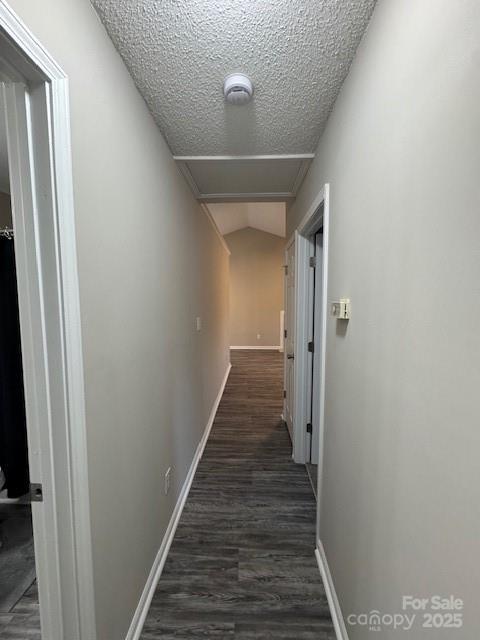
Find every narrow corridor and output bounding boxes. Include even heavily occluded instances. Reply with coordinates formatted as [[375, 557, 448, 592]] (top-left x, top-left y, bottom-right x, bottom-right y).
[[141, 350, 335, 639]]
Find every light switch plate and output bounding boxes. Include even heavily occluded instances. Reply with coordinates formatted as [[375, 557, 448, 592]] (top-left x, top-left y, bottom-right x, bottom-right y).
[[331, 298, 351, 320]]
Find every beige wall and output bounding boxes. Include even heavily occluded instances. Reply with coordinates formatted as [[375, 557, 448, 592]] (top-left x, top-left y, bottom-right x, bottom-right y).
[[225, 227, 284, 347], [8, 1, 230, 639], [289, 0, 480, 637], [0, 192, 12, 229]]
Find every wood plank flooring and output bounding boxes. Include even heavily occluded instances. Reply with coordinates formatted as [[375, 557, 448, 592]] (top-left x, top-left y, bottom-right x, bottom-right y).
[[0, 350, 334, 639], [0, 581, 40, 639], [141, 350, 335, 639], [0, 505, 40, 639], [0, 504, 36, 614], [306, 463, 318, 501]]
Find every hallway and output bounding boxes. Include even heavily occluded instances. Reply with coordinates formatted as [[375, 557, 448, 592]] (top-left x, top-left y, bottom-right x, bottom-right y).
[[141, 350, 334, 639]]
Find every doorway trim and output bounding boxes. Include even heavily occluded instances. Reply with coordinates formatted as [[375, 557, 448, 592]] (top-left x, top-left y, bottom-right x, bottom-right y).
[[291, 185, 330, 478], [0, 3, 95, 639], [282, 232, 296, 443]]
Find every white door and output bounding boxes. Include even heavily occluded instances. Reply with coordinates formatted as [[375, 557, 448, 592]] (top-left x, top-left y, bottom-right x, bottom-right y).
[[310, 231, 324, 465], [284, 238, 296, 439]]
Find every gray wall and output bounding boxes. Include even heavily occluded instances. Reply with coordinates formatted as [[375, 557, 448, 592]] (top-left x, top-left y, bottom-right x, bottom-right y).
[[225, 227, 284, 347], [9, 1, 230, 639], [288, 0, 480, 637]]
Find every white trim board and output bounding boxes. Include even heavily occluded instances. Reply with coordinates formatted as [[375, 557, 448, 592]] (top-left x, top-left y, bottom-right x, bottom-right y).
[[174, 154, 315, 161], [198, 192, 294, 203], [315, 541, 349, 640], [125, 363, 232, 640], [230, 346, 281, 350]]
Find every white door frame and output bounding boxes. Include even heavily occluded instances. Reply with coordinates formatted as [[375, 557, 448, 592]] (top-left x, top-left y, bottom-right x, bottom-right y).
[[290, 184, 330, 477], [309, 231, 323, 466], [283, 233, 296, 442], [0, 4, 95, 639]]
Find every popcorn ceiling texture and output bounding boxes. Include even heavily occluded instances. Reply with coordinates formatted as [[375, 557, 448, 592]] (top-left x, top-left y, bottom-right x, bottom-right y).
[[91, 0, 376, 156]]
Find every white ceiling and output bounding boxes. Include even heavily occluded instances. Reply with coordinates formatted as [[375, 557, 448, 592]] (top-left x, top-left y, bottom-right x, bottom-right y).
[[176, 155, 312, 202], [208, 202, 285, 238], [92, 0, 377, 200]]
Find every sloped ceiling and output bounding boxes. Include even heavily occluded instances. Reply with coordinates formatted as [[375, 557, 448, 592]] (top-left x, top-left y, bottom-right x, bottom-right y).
[[208, 202, 285, 238], [92, 0, 376, 199]]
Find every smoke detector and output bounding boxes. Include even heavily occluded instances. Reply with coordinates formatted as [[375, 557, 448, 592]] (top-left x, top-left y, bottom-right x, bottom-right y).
[[223, 73, 253, 105]]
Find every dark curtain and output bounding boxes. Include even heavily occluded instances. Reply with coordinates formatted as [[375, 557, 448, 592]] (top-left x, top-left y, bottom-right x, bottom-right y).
[[0, 237, 29, 498]]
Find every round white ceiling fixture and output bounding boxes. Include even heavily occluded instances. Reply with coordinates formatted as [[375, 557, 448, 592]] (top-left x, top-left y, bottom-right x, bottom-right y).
[[223, 73, 253, 105]]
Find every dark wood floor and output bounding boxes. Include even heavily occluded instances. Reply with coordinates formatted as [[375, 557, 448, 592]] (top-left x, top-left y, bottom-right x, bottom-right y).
[[306, 463, 318, 500], [141, 350, 335, 639], [0, 580, 40, 639], [0, 350, 334, 640], [0, 504, 40, 639]]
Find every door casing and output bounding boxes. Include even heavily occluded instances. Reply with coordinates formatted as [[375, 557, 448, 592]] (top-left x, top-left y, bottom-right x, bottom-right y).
[[307, 230, 324, 466], [283, 234, 296, 441], [0, 4, 95, 639], [285, 184, 330, 509]]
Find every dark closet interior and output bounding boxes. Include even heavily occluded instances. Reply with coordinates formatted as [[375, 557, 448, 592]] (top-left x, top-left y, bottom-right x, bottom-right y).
[[0, 229, 30, 499], [0, 190, 37, 622]]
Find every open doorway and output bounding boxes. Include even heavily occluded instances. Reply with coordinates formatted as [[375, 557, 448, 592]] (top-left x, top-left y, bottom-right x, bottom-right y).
[[0, 158, 38, 629], [305, 229, 324, 496], [206, 202, 286, 352], [0, 7, 96, 639], [284, 235, 295, 441], [283, 186, 329, 508]]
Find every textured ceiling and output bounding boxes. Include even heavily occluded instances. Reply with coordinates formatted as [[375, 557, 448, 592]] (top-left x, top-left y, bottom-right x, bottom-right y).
[[208, 202, 285, 237], [91, 0, 376, 156]]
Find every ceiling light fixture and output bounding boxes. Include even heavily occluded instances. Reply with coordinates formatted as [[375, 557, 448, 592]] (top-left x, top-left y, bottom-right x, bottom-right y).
[[223, 73, 253, 105]]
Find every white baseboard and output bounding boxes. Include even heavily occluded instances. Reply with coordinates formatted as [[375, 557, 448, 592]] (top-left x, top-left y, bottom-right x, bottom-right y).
[[230, 345, 281, 350], [315, 540, 349, 640], [125, 363, 232, 640]]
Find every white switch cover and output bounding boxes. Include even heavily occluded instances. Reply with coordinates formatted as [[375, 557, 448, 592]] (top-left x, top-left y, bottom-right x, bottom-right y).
[[196, 317, 202, 331], [331, 298, 351, 320], [257, 334, 261, 340]]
